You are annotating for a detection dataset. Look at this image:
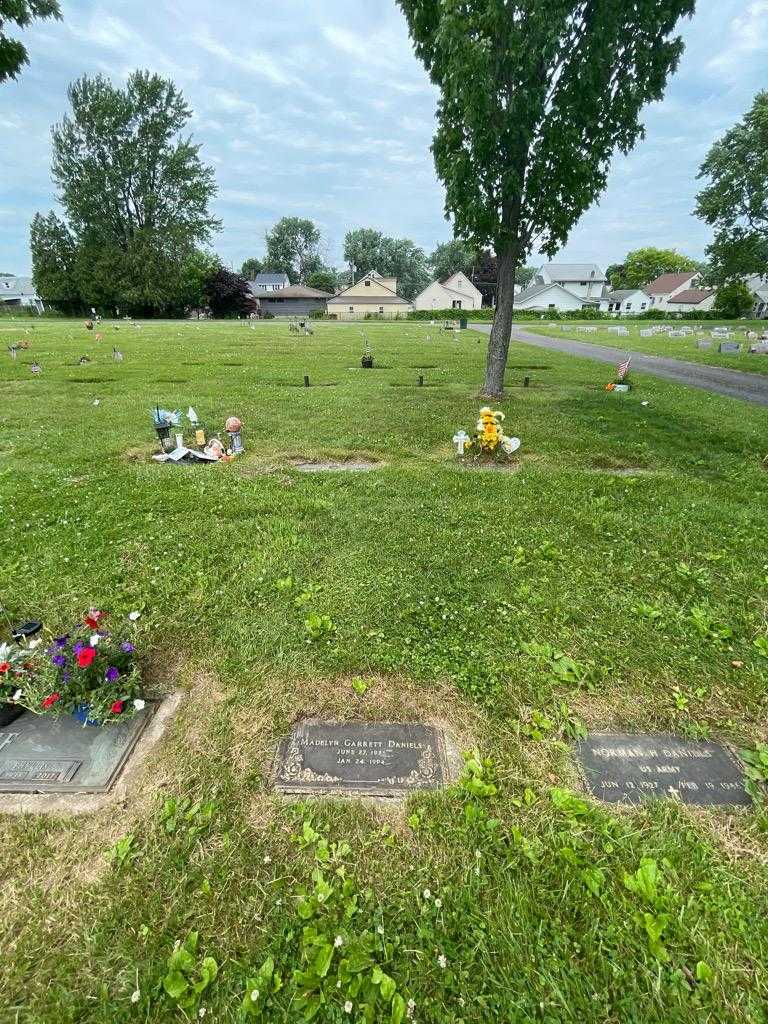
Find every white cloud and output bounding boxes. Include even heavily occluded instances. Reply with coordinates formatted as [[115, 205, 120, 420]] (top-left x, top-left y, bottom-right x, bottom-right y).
[[706, 0, 768, 78], [191, 29, 296, 87]]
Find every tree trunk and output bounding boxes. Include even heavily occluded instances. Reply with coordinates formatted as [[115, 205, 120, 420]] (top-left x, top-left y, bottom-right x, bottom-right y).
[[481, 246, 519, 398]]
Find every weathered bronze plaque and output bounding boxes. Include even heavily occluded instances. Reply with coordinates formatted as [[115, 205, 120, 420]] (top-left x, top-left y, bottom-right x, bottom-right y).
[[274, 720, 448, 796], [576, 733, 750, 807], [0, 706, 152, 793]]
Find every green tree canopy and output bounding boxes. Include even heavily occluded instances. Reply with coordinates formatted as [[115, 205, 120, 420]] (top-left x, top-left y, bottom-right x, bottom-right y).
[[343, 228, 430, 300], [264, 218, 322, 283], [429, 239, 477, 280], [713, 280, 754, 319], [397, 0, 695, 396], [241, 257, 263, 280], [610, 247, 699, 288], [31, 70, 219, 315], [696, 92, 768, 283], [306, 267, 338, 293], [0, 0, 60, 83]]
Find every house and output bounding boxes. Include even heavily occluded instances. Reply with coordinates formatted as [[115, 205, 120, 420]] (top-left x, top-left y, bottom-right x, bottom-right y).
[[326, 271, 412, 319], [413, 271, 483, 311], [251, 272, 290, 292], [644, 272, 702, 309], [255, 284, 333, 318], [664, 288, 716, 313], [0, 275, 44, 314], [599, 288, 650, 315], [514, 281, 599, 312], [745, 275, 768, 318], [536, 263, 607, 301]]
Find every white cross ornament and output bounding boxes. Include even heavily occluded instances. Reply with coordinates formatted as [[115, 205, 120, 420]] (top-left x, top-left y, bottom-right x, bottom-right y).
[[453, 430, 470, 456]]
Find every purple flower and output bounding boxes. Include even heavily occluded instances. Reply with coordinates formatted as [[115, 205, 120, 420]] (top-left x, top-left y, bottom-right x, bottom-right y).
[[54, 635, 69, 648], [105, 666, 120, 682], [73, 642, 84, 655], [52, 654, 66, 668], [121, 641, 134, 653], [62, 671, 71, 683]]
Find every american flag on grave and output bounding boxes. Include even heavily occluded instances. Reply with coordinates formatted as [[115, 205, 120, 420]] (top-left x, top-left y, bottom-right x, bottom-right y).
[[616, 356, 631, 381]]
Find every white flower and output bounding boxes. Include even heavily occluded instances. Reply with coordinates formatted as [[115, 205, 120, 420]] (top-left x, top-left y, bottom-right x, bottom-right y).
[[422, 888, 431, 900], [344, 1000, 353, 1013], [93, 399, 100, 406], [434, 898, 442, 908], [90, 633, 100, 646], [641, 400, 649, 406], [130, 990, 140, 1004], [12, 688, 23, 701], [334, 935, 343, 948], [250, 989, 260, 1003], [376, 925, 384, 935], [407, 998, 416, 1019], [437, 954, 447, 969], [263, 855, 271, 864], [128, 611, 141, 621], [198, 1009, 206, 1019], [133, 698, 145, 711]]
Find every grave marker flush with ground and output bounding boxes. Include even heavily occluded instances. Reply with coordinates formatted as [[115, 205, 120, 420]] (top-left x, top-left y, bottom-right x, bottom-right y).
[[576, 732, 750, 807]]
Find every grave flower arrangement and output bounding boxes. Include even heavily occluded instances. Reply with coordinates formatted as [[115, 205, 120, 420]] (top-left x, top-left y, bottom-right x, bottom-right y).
[[0, 640, 37, 726], [458, 406, 521, 464], [15, 610, 145, 726], [606, 356, 632, 393]]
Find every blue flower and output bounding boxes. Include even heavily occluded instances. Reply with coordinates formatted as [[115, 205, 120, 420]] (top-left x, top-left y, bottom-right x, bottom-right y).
[[121, 641, 134, 653], [52, 654, 66, 668], [54, 635, 69, 648], [105, 666, 120, 682]]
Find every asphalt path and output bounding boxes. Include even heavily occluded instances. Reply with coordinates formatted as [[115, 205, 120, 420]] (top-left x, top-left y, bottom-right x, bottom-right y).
[[471, 323, 768, 406]]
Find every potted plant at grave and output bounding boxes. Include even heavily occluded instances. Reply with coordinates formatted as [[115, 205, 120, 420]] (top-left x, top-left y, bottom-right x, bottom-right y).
[[457, 406, 521, 465], [14, 610, 145, 726], [605, 356, 632, 393], [0, 640, 37, 726], [361, 336, 374, 369]]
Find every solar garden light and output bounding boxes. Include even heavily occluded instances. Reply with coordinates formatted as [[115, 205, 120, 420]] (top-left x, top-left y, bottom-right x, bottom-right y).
[[226, 416, 244, 455], [152, 406, 180, 453]]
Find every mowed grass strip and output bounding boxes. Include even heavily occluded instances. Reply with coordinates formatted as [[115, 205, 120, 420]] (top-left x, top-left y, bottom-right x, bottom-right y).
[[0, 318, 767, 1023]]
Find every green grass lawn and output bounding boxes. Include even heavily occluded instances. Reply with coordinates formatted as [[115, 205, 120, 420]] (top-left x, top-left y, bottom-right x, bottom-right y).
[[522, 319, 768, 375], [1, 317, 767, 1023]]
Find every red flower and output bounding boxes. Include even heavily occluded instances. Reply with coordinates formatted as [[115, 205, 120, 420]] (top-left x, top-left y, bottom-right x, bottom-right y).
[[110, 700, 124, 715], [0, 662, 9, 673], [42, 693, 61, 709], [76, 646, 97, 668], [84, 610, 106, 630]]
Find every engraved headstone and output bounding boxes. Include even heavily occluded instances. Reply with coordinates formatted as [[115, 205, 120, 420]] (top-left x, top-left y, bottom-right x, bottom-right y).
[[274, 720, 448, 797], [719, 341, 741, 353], [696, 340, 712, 349], [576, 733, 750, 806], [0, 707, 152, 793]]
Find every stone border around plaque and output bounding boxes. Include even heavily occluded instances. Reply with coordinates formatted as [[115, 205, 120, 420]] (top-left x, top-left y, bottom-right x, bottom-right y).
[[575, 732, 751, 808], [0, 690, 183, 815], [273, 719, 452, 798], [290, 459, 384, 473]]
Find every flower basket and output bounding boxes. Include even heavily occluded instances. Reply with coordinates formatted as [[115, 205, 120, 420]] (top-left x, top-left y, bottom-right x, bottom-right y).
[[455, 407, 521, 465], [13, 609, 145, 726], [0, 703, 24, 727], [0, 640, 36, 728]]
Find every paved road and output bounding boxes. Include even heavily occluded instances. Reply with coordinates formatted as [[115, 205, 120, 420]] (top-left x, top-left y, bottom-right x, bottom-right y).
[[471, 324, 768, 406]]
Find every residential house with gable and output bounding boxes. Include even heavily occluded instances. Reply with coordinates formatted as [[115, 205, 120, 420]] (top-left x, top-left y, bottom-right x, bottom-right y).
[[599, 288, 651, 315], [644, 272, 704, 310], [326, 271, 412, 319], [413, 271, 483, 311], [515, 262, 607, 312], [0, 275, 44, 314]]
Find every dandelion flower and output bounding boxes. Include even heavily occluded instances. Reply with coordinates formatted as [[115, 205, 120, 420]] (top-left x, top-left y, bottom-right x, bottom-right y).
[[434, 898, 442, 908], [344, 1000, 353, 1013], [422, 888, 431, 900], [437, 954, 447, 969], [130, 990, 140, 1004], [334, 935, 343, 948], [250, 989, 260, 1003]]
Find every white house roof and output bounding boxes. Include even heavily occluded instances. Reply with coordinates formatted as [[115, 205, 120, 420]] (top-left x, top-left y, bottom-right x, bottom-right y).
[[540, 263, 606, 282], [0, 275, 40, 299], [602, 288, 647, 302], [517, 281, 599, 305], [254, 272, 290, 286]]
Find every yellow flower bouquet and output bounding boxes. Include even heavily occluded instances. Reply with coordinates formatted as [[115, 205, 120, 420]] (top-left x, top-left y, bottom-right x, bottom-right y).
[[456, 407, 521, 464]]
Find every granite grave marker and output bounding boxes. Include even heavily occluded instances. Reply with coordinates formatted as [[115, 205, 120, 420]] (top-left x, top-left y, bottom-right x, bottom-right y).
[[274, 720, 448, 796], [576, 732, 750, 806]]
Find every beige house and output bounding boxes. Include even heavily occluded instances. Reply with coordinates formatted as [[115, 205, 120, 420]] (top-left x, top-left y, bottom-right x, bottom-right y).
[[326, 271, 412, 319], [413, 271, 483, 311]]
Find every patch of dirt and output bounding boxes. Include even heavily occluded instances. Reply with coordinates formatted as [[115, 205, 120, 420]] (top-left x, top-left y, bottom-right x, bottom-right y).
[[590, 455, 655, 474], [458, 460, 523, 473], [155, 378, 191, 384], [291, 458, 384, 473], [66, 377, 117, 384]]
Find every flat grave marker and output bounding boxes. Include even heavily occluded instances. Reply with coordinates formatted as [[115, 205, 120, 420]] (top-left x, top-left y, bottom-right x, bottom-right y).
[[719, 341, 741, 354], [274, 720, 448, 797], [576, 732, 750, 807], [0, 707, 152, 793]]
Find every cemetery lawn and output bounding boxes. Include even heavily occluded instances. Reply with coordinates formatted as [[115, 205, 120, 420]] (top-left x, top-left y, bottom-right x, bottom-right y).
[[2, 317, 768, 1024], [523, 319, 768, 375]]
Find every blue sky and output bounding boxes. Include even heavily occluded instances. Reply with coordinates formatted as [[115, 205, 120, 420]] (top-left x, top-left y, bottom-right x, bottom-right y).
[[1, 0, 767, 276]]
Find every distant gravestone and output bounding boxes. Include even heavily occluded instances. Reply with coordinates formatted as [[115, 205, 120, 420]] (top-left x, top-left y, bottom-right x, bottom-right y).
[[0, 708, 152, 793], [274, 720, 448, 797], [575, 732, 750, 806], [719, 342, 741, 353], [696, 340, 712, 349]]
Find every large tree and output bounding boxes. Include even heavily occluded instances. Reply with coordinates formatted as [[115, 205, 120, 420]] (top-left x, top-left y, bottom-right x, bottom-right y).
[[1, 0, 60, 83], [203, 266, 257, 317], [29, 211, 80, 313], [343, 228, 430, 300], [610, 247, 699, 288], [429, 239, 477, 280], [696, 92, 768, 284], [264, 217, 322, 283], [31, 70, 219, 315], [306, 267, 338, 293], [398, 0, 695, 396], [241, 257, 262, 280], [713, 280, 754, 319]]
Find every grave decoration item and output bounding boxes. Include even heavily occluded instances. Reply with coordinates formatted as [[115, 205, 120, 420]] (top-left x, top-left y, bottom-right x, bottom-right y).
[[225, 415, 244, 455], [30, 361, 42, 375], [85, 319, 94, 330], [0, 640, 36, 727], [152, 407, 181, 453], [113, 347, 123, 362], [8, 345, 18, 360], [78, 355, 90, 366], [188, 407, 206, 449], [13, 610, 145, 727], [361, 337, 374, 369], [457, 407, 521, 465], [606, 355, 632, 393]]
